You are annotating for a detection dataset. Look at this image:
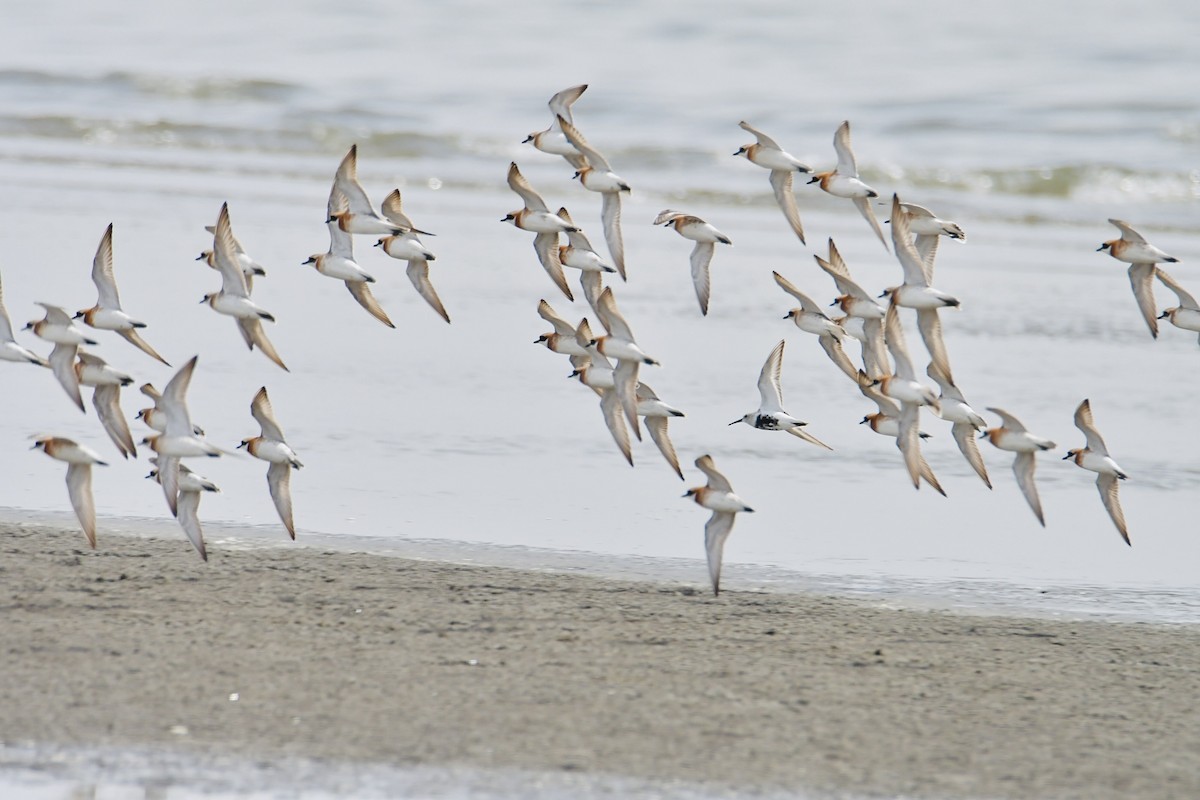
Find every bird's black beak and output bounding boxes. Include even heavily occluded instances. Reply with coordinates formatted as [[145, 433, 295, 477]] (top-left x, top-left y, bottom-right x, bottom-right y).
[[859, 417, 869, 425], [72, 311, 83, 319], [727, 419, 741, 426], [373, 239, 384, 247], [522, 135, 534, 143], [198, 296, 208, 304], [1096, 244, 1108, 252], [1062, 453, 1073, 460], [1158, 311, 1169, 319], [807, 176, 820, 184], [326, 215, 336, 224], [236, 441, 247, 449], [571, 171, 581, 180]]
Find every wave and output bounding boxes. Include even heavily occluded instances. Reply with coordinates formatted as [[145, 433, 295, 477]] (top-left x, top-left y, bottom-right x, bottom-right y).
[[0, 113, 464, 161], [0, 68, 303, 103], [0, 67, 1196, 215], [1, 112, 1195, 215], [892, 163, 1200, 203]]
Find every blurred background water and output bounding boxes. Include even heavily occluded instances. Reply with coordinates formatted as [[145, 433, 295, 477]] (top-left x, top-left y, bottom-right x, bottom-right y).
[[2, 0, 1199, 623]]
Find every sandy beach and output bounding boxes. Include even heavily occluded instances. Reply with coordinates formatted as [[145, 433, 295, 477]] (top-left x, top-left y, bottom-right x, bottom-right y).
[[0, 524, 1195, 798]]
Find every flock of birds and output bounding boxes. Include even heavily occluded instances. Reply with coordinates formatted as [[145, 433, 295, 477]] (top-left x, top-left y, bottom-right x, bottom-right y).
[[5, 83, 1191, 595], [11, 145, 444, 560]]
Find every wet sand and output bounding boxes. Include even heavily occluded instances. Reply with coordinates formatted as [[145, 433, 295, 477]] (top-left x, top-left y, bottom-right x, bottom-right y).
[[1, 523, 1198, 799]]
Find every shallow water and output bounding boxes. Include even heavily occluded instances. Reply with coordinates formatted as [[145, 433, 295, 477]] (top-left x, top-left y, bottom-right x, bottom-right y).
[[0, 743, 823, 800], [3, 3, 1200, 797]]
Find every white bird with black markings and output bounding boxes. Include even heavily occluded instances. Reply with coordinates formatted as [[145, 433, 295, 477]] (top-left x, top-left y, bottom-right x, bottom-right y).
[[140, 356, 223, 517], [75, 224, 170, 366], [654, 209, 732, 316], [375, 188, 449, 324], [32, 436, 107, 549], [307, 191, 395, 329], [148, 457, 219, 561], [203, 203, 287, 371], [882, 194, 960, 383], [555, 207, 616, 313], [534, 299, 589, 358], [854, 370, 944, 496], [1097, 218, 1180, 339], [197, 220, 267, 294], [926, 362, 991, 489], [136, 382, 205, 437], [773, 270, 856, 382], [808, 121, 888, 250], [523, 84, 589, 169], [982, 407, 1057, 527], [731, 340, 832, 451], [1064, 399, 1130, 546], [26, 302, 97, 347], [567, 319, 636, 467], [683, 455, 755, 597], [558, 114, 630, 281], [238, 387, 303, 540], [568, 319, 616, 394], [590, 287, 659, 441], [326, 144, 408, 236], [814, 240, 888, 379], [734, 120, 811, 243], [1099, 218, 1179, 264], [0, 273, 47, 367], [378, 187, 434, 237], [502, 162, 578, 301], [875, 305, 940, 491], [556, 208, 615, 274], [1154, 268, 1200, 343], [27, 304, 93, 413], [75, 352, 137, 459], [888, 201, 965, 280], [637, 382, 685, 480]]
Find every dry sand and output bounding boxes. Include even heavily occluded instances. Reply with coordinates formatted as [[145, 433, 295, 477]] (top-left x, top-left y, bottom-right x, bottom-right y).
[[1, 523, 1198, 799]]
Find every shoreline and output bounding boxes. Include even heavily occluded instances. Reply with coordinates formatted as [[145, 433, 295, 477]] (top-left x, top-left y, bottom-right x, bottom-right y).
[[3, 522, 1200, 799], [1, 507, 1196, 627]]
